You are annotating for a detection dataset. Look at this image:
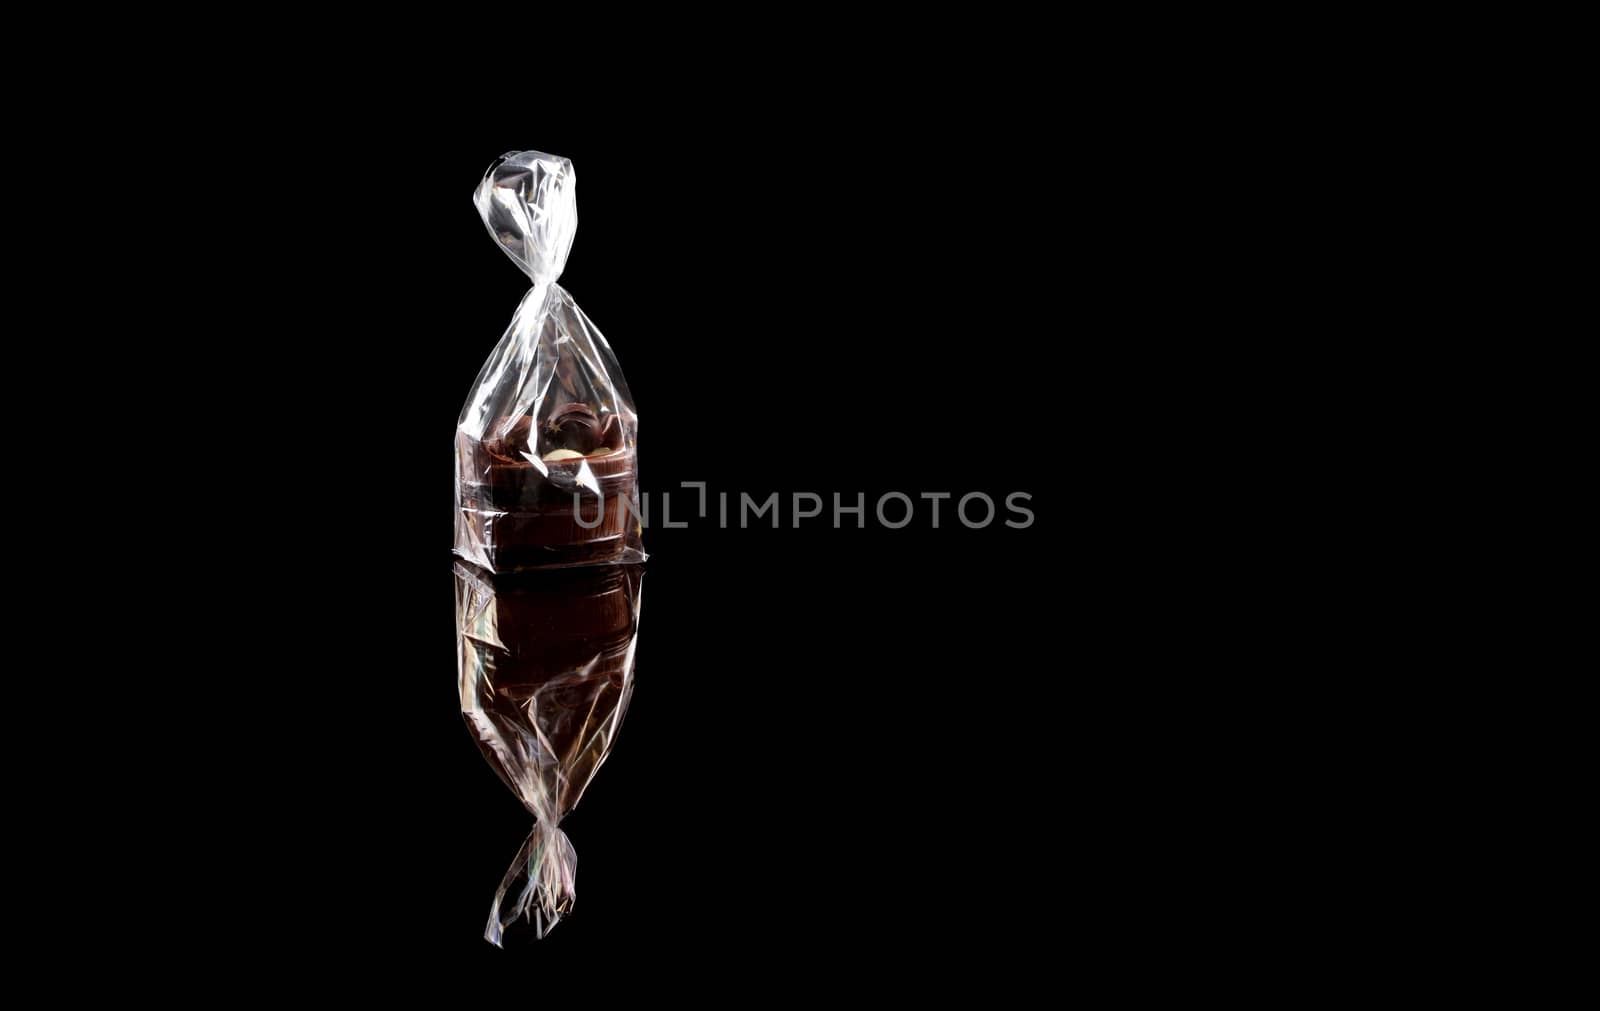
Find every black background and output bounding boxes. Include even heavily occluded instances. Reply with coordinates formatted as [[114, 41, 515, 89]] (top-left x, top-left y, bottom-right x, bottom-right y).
[[267, 117, 1087, 975], [91, 95, 1183, 984], [16, 27, 1428, 993]]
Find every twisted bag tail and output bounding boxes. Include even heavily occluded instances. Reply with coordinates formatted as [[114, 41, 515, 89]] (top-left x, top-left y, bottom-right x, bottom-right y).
[[486, 822, 578, 945], [455, 560, 642, 946]]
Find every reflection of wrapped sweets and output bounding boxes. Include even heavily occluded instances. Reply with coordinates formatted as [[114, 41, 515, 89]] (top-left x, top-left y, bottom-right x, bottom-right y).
[[455, 561, 642, 943]]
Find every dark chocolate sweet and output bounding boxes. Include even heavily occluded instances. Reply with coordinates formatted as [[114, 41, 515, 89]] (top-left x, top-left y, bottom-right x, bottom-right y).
[[458, 402, 639, 570], [543, 402, 623, 455]]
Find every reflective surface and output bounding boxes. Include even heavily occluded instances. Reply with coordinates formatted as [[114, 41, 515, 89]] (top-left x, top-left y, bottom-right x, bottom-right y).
[[455, 562, 643, 943]]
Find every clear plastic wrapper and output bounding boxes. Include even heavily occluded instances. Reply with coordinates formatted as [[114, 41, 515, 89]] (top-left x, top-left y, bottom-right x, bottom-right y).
[[455, 561, 642, 943], [455, 150, 643, 572]]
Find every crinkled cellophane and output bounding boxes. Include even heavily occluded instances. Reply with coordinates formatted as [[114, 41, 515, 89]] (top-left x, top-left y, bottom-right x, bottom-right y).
[[455, 561, 642, 943], [453, 151, 644, 944], [454, 150, 644, 573]]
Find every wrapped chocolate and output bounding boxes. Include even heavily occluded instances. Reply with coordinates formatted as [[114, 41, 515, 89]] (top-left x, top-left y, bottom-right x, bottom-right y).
[[455, 561, 642, 943], [455, 150, 643, 571]]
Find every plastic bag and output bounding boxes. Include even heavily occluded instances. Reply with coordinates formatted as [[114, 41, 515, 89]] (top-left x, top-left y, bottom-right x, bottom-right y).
[[455, 151, 643, 572], [455, 561, 642, 943]]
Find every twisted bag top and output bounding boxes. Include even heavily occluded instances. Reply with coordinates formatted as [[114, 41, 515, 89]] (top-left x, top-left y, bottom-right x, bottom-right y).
[[474, 151, 578, 285]]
